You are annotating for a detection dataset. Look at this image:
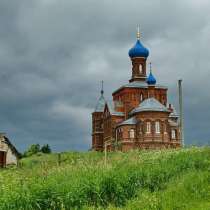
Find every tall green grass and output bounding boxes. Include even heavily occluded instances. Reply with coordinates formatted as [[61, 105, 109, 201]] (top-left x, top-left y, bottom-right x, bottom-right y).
[[0, 147, 209, 210], [106, 171, 210, 210]]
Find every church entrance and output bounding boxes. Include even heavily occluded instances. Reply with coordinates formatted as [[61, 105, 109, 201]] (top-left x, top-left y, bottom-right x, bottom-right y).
[[0, 151, 6, 168]]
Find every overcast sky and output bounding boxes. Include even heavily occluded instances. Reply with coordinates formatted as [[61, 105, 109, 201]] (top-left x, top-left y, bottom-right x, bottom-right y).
[[0, 0, 210, 152]]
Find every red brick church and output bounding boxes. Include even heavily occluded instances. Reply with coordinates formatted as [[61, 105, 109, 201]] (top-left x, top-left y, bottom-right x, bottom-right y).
[[92, 30, 181, 151]]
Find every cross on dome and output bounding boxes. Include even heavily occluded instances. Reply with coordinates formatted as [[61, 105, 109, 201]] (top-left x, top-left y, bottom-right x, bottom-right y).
[[137, 25, 141, 40]]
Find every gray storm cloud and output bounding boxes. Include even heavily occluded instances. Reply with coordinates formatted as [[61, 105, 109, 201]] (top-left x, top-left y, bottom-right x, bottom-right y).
[[0, 0, 209, 152]]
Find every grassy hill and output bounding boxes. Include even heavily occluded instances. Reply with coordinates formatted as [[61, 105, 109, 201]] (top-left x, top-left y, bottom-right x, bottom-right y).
[[0, 147, 209, 210]]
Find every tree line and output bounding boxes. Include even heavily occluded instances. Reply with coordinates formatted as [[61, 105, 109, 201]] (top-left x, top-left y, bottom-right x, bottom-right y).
[[22, 144, 51, 157]]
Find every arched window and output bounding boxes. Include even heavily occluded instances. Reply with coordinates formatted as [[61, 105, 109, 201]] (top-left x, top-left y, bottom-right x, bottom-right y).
[[146, 122, 151, 133], [140, 93, 143, 102], [171, 129, 176, 139], [129, 129, 135, 138], [117, 128, 121, 139], [155, 121, 160, 134], [139, 64, 143, 74]]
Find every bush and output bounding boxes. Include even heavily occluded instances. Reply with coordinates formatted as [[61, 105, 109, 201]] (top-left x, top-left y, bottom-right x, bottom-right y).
[[23, 144, 52, 157], [41, 144, 51, 154], [23, 144, 40, 157]]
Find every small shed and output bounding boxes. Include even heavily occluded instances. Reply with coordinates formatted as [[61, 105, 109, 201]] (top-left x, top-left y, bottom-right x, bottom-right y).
[[0, 133, 20, 167]]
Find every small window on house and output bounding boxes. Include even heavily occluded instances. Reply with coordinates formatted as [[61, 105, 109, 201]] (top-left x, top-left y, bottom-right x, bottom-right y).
[[129, 129, 135, 138], [171, 129, 176, 139], [155, 121, 160, 134], [139, 64, 143, 74], [146, 122, 151, 133]]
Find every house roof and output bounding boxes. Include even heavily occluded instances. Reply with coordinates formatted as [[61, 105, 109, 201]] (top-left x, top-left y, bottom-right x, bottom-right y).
[[0, 134, 21, 158], [117, 117, 137, 127], [130, 97, 169, 115], [168, 119, 179, 127], [113, 81, 167, 94], [106, 101, 124, 116], [169, 106, 179, 118]]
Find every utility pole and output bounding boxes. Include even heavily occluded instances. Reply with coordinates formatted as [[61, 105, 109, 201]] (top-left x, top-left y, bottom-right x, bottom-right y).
[[178, 79, 184, 147]]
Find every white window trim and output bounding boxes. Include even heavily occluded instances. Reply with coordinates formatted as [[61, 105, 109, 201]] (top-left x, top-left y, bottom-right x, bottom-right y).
[[139, 64, 143, 74], [140, 94, 143, 102], [129, 129, 135, 138], [171, 129, 176, 139], [146, 122, 151, 134], [155, 121, 160, 134]]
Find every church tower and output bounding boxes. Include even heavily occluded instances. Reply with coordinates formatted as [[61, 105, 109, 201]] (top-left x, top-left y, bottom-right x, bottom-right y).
[[92, 82, 106, 151], [128, 27, 149, 82]]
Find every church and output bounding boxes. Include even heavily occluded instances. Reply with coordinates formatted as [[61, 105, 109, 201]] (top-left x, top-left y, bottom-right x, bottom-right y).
[[92, 30, 181, 152]]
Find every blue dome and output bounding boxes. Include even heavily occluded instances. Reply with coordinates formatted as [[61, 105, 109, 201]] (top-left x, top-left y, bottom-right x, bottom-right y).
[[147, 71, 156, 85], [128, 40, 149, 58]]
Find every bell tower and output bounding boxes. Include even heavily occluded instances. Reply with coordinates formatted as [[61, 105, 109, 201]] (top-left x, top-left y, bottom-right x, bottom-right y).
[[129, 57, 147, 82], [128, 27, 149, 82], [92, 81, 106, 151]]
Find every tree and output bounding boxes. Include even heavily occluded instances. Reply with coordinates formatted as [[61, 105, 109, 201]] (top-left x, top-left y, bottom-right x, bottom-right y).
[[23, 144, 40, 157], [41, 144, 51, 154]]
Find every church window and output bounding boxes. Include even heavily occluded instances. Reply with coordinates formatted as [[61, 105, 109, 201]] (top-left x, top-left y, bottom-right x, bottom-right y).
[[140, 93, 143, 102], [139, 64, 143, 74], [171, 129, 176, 139], [129, 129, 135, 138], [155, 121, 160, 134], [139, 125, 142, 135], [146, 122, 151, 133]]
